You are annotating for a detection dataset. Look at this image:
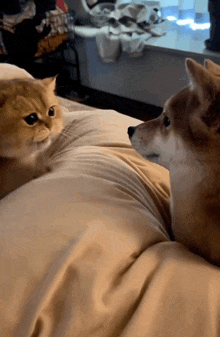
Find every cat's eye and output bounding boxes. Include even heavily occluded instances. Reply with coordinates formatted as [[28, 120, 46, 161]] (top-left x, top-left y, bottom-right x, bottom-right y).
[[48, 106, 55, 117], [24, 113, 38, 126], [163, 116, 170, 128]]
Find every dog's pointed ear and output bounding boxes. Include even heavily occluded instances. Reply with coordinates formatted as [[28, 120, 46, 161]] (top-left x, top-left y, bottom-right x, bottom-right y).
[[204, 59, 220, 77], [185, 58, 215, 102]]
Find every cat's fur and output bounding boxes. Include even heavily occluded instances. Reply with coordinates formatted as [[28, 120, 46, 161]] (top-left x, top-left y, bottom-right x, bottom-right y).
[[0, 76, 63, 199]]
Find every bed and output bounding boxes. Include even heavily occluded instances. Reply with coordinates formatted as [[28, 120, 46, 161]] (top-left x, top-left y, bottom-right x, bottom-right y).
[[1, 64, 220, 337]]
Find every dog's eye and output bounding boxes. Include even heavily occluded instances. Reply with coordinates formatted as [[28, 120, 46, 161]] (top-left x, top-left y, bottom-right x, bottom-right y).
[[163, 116, 170, 127], [24, 113, 38, 125]]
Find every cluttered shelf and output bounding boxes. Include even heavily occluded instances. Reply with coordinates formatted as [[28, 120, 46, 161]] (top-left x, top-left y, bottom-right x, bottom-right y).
[[74, 18, 220, 61], [72, 1, 220, 62]]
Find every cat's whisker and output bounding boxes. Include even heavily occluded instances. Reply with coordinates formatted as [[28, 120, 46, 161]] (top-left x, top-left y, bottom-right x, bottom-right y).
[[61, 122, 76, 135], [59, 130, 73, 138], [49, 147, 76, 161], [44, 136, 73, 158]]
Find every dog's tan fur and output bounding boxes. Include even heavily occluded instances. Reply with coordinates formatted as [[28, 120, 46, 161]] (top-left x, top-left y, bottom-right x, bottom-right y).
[[128, 58, 220, 265]]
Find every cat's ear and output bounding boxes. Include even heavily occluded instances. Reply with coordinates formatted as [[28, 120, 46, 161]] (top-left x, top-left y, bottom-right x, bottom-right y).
[[0, 90, 8, 107], [41, 76, 57, 91]]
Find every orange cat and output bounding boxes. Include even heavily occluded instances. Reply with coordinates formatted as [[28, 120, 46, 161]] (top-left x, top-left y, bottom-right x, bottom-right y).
[[0, 76, 63, 199]]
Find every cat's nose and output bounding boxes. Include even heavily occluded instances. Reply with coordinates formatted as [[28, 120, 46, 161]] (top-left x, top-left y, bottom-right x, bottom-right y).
[[127, 126, 136, 138], [43, 117, 52, 129]]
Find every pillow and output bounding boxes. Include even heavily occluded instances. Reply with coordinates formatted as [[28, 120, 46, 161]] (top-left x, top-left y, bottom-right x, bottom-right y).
[[1, 64, 219, 337], [0, 62, 33, 79]]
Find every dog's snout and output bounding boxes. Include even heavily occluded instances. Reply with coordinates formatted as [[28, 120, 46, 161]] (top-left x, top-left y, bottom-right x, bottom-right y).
[[128, 126, 136, 138]]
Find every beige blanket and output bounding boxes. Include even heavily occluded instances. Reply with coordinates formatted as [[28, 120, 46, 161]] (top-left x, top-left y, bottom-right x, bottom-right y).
[[0, 65, 220, 337]]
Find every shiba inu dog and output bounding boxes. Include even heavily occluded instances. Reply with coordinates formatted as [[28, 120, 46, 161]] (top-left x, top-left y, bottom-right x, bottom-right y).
[[128, 58, 220, 266]]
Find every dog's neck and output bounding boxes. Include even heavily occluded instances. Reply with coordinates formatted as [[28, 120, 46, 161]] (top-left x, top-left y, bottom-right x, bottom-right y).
[[169, 160, 220, 265]]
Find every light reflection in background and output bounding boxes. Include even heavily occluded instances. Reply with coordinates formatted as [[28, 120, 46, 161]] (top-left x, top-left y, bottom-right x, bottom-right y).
[[165, 16, 210, 31], [121, 1, 210, 31], [161, 2, 210, 31]]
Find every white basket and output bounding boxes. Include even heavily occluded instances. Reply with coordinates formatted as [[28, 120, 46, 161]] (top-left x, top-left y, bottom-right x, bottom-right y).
[[90, 3, 116, 28]]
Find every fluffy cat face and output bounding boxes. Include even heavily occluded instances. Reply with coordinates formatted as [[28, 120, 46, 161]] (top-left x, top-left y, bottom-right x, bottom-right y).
[[0, 77, 63, 159]]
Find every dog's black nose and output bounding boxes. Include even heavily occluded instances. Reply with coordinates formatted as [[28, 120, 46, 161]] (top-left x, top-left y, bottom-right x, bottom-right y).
[[128, 126, 135, 138]]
